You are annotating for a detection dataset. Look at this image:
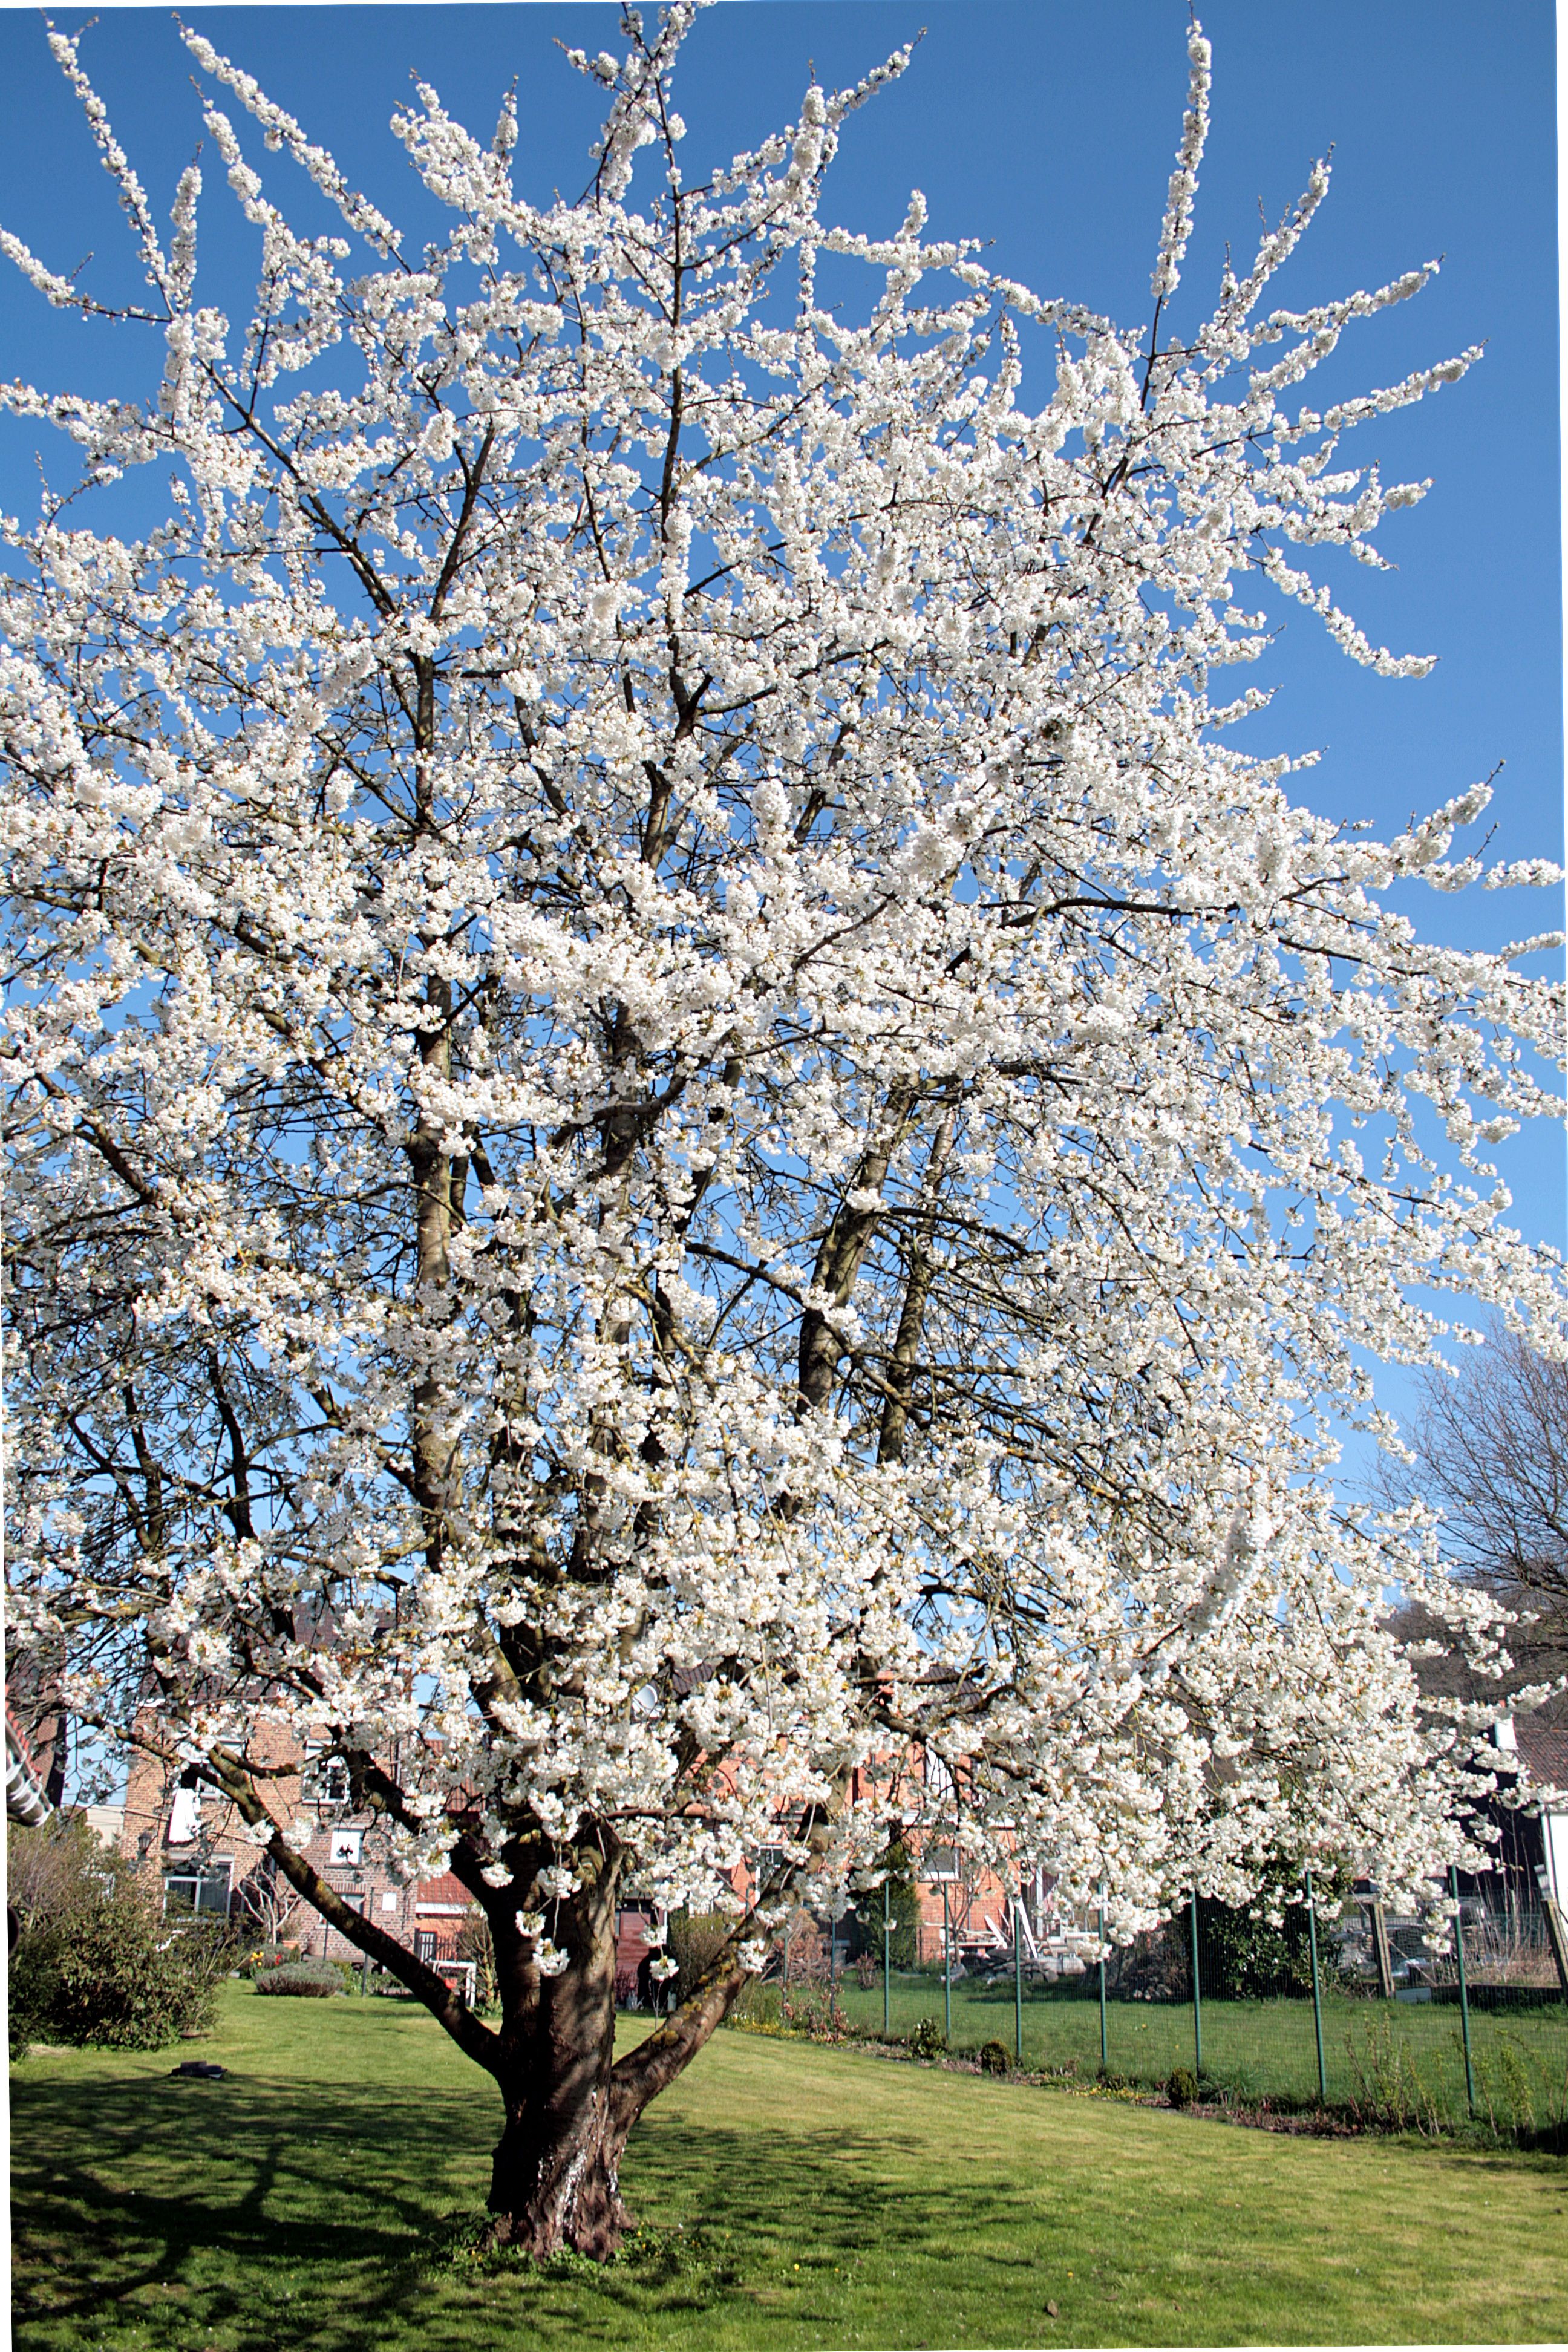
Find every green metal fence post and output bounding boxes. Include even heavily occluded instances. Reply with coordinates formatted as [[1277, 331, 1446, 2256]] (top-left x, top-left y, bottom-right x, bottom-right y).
[[1097, 1887, 1108, 2075], [1014, 1880, 1024, 2066], [1305, 1866, 1327, 2106], [1449, 1863, 1477, 2118], [942, 1879, 952, 2045], [1189, 1888, 1203, 2079], [883, 1871, 891, 2038]]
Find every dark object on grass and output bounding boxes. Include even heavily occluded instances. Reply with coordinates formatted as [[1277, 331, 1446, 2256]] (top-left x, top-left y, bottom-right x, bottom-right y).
[[978, 2039, 1011, 2076], [171, 2060, 227, 2079], [1165, 2065, 1199, 2108]]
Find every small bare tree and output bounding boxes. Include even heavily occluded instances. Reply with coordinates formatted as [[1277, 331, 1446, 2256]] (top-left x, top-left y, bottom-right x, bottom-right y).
[[1387, 1328, 1568, 1721], [234, 1857, 304, 1949]]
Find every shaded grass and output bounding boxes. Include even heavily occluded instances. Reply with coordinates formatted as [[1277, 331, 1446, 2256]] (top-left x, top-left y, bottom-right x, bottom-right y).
[[10, 1983, 1568, 2350]]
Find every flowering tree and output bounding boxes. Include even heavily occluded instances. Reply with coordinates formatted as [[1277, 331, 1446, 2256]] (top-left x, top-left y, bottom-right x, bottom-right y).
[[3, 2, 1564, 2253]]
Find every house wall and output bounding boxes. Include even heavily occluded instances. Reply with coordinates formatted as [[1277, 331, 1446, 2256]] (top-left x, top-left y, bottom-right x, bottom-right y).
[[119, 1722, 478, 1966], [909, 1861, 1025, 1967], [123, 1723, 1051, 1982], [1543, 1808, 1568, 1910], [720, 1751, 1051, 1971]]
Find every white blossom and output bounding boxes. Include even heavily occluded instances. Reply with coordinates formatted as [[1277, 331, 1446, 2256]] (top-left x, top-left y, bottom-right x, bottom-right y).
[[1, 5, 1558, 2033]]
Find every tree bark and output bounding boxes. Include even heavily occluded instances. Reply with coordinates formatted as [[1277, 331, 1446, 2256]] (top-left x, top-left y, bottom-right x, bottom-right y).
[[485, 2069, 633, 2258], [482, 1843, 634, 2256]]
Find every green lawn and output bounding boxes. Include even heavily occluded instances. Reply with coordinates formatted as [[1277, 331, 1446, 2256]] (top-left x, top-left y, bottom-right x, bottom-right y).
[[831, 1972, 1568, 2130], [10, 1983, 1568, 2351]]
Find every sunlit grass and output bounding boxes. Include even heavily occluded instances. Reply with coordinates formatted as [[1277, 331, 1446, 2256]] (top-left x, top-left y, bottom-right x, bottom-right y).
[[11, 1982, 1568, 2349], [827, 1970, 1568, 2127]]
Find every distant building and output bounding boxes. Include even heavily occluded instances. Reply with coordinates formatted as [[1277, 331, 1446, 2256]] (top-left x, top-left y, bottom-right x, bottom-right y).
[[1488, 1714, 1568, 1918], [117, 1715, 1095, 1996], [119, 1719, 480, 1990]]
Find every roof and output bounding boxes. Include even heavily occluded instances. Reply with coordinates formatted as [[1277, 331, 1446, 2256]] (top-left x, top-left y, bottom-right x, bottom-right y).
[[416, 1869, 477, 1909], [1514, 1716, 1568, 1798]]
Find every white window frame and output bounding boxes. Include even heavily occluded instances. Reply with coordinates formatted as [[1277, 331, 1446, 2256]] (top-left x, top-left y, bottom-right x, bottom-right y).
[[162, 1856, 234, 1918], [301, 1754, 351, 1809]]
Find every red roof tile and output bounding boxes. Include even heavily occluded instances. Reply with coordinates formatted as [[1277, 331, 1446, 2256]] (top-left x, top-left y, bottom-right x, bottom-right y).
[[416, 1870, 477, 1907], [1514, 1718, 1568, 1795]]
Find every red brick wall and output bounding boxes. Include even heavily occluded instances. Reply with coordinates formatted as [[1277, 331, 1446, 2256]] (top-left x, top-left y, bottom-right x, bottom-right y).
[[120, 1716, 457, 1964]]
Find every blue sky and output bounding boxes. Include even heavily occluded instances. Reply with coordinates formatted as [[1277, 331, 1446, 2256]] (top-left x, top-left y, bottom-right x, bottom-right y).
[[0, 0, 1561, 1269]]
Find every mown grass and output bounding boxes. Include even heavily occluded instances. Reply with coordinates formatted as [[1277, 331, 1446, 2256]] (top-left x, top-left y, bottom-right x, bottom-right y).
[[11, 1981, 1568, 2350], [827, 1970, 1568, 2128]]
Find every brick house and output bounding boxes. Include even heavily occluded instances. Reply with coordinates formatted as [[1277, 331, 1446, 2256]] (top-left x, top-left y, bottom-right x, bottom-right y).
[[120, 1714, 1080, 1995], [119, 1719, 481, 1985], [724, 1753, 1079, 1978]]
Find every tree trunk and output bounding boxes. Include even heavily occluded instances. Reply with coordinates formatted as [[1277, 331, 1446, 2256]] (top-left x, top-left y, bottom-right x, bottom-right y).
[[480, 1898, 754, 2256], [482, 1857, 634, 2258], [484, 2077, 633, 2258]]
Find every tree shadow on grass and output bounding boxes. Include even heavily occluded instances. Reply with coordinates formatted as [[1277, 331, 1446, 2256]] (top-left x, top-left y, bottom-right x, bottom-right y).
[[630, 2106, 1050, 2262], [12, 2071, 494, 2352], [13, 2073, 1062, 2351]]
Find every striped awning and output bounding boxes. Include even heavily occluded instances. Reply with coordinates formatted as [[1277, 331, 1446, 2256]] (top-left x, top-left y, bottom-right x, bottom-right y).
[[6, 1716, 53, 1829]]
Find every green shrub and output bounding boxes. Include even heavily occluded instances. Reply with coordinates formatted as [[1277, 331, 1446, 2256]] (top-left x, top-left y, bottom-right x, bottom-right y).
[[236, 1940, 303, 1978], [1196, 1895, 1316, 2000], [1165, 2066, 1199, 2108], [978, 2039, 1011, 2076], [907, 2014, 947, 2060], [7, 1815, 123, 1928], [253, 1959, 346, 1998], [9, 1886, 232, 2054], [665, 1910, 737, 1990], [730, 1977, 782, 2028]]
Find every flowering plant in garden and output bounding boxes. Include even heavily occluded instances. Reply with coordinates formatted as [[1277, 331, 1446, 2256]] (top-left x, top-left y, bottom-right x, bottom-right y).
[[2, 0, 1563, 2253]]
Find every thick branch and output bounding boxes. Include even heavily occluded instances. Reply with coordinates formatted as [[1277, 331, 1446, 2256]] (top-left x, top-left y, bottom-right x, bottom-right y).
[[203, 1747, 503, 2074]]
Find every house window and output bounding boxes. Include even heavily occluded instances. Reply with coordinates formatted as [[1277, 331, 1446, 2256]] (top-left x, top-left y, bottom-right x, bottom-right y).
[[328, 1828, 363, 1867], [416, 1929, 438, 1963], [163, 1858, 234, 1918], [341, 1892, 365, 1916], [301, 1755, 350, 1809]]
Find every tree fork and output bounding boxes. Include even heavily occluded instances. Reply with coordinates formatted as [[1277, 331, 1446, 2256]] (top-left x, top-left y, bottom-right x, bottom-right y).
[[207, 1754, 648, 2256]]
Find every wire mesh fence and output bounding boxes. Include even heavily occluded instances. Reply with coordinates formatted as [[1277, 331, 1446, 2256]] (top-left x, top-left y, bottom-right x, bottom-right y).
[[769, 1884, 1568, 2143]]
